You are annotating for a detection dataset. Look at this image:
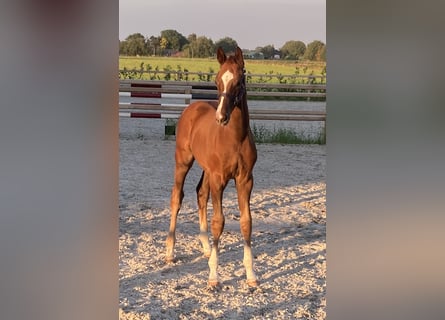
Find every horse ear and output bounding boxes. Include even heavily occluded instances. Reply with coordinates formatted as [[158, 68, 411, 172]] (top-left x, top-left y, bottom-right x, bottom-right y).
[[217, 47, 226, 65], [234, 46, 244, 68]]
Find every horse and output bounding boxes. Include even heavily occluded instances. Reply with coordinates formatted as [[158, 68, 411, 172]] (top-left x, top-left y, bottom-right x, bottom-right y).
[[165, 46, 258, 288]]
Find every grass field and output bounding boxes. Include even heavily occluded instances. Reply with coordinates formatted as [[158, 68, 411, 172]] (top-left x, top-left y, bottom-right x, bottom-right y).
[[119, 56, 326, 83]]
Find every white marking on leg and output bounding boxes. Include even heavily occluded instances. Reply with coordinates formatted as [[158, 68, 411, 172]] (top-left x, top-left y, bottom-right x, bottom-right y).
[[216, 70, 234, 121], [208, 247, 219, 285], [243, 244, 257, 283], [199, 231, 211, 257]]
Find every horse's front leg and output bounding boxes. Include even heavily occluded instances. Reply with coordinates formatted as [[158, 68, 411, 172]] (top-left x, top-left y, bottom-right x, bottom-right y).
[[207, 175, 226, 287], [236, 174, 258, 287], [196, 171, 211, 257], [166, 158, 193, 263]]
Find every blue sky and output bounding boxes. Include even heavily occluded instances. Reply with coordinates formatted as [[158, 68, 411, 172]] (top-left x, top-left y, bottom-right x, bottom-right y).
[[119, 0, 325, 50]]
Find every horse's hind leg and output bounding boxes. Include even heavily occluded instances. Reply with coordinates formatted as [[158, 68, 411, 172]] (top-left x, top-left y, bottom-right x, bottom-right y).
[[165, 150, 194, 263], [196, 171, 211, 257], [236, 175, 258, 286]]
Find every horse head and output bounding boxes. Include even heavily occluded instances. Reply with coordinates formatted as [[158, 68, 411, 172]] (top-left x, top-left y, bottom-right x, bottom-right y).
[[215, 46, 246, 126]]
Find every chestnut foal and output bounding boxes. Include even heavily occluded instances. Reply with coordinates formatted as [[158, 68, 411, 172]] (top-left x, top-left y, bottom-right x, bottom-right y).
[[165, 47, 258, 287]]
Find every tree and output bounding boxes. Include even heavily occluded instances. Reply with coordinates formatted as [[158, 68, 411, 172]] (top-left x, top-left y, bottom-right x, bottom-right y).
[[260, 45, 276, 59], [160, 29, 188, 51], [119, 40, 127, 55], [147, 36, 161, 56], [160, 37, 168, 50], [187, 33, 197, 43], [304, 40, 326, 61], [319, 45, 326, 61], [184, 35, 215, 58], [120, 33, 147, 56], [254, 46, 263, 54], [280, 40, 306, 60], [214, 37, 238, 54], [184, 34, 196, 58]]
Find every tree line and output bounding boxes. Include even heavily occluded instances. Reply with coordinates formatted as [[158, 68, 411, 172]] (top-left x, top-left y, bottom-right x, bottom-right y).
[[119, 29, 326, 61]]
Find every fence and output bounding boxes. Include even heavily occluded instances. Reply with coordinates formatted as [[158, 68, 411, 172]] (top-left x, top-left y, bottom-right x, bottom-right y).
[[119, 69, 326, 84], [119, 79, 326, 122]]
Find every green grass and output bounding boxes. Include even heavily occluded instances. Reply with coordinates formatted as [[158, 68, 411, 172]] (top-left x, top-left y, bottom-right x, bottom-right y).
[[251, 124, 326, 144], [119, 56, 326, 83]]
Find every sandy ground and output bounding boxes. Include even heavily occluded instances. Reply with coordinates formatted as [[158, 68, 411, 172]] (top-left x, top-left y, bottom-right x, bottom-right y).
[[119, 118, 326, 319]]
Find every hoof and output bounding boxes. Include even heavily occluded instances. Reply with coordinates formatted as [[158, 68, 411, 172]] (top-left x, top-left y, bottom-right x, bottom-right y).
[[207, 281, 222, 292], [207, 280, 221, 287], [165, 256, 176, 263], [246, 279, 259, 287]]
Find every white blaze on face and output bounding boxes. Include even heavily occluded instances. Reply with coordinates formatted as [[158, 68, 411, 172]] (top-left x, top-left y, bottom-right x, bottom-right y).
[[216, 70, 234, 122]]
